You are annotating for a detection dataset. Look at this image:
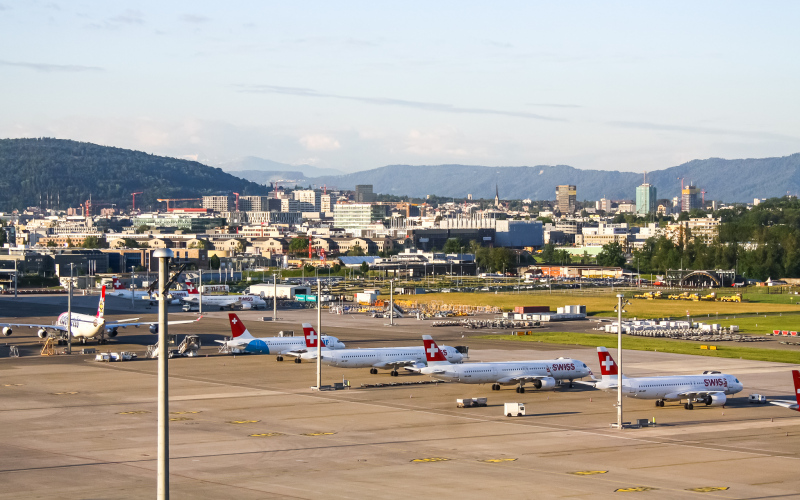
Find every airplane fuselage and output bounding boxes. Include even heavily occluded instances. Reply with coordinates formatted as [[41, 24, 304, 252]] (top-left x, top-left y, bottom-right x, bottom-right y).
[[422, 359, 590, 385], [597, 374, 743, 399], [226, 336, 342, 355], [325, 345, 463, 369], [55, 312, 105, 339]]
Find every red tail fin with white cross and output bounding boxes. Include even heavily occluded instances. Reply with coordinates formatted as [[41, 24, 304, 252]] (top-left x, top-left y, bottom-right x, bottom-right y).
[[597, 346, 618, 376], [303, 323, 319, 348], [228, 313, 254, 339], [96, 286, 106, 320], [185, 280, 198, 294], [112, 277, 125, 290], [793, 370, 800, 408], [422, 335, 450, 366]]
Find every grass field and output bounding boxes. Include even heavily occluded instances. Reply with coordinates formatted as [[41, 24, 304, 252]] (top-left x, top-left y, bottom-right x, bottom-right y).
[[478, 332, 800, 365], [402, 291, 800, 318]]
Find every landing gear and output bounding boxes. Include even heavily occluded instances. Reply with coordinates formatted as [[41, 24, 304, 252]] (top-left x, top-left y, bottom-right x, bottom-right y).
[[390, 370, 399, 377], [491, 384, 500, 391], [655, 399, 666, 407], [568, 379, 574, 389], [684, 402, 694, 410], [515, 386, 526, 394], [80, 337, 87, 345], [369, 368, 378, 375], [276, 356, 284, 361], [294, 357, 302, 364]]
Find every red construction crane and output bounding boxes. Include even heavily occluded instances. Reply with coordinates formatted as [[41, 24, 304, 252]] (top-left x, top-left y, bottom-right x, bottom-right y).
[[701, 189, 707, 205], [156, 198, 202, 211], [232, 192, 240, 212], [131, 192, 143, 211]]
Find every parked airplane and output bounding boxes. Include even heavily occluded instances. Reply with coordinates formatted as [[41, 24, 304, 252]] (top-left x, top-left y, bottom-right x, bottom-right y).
[[108, 277, 193, 304], [419, 335, 590, 391], [216, 313, 344, 360], [181, 282, 266, 310], [591, 346, 743, 409], [304, 330, 464, 376], [769, 370, 800, 411], [0, 286, 202, 344]]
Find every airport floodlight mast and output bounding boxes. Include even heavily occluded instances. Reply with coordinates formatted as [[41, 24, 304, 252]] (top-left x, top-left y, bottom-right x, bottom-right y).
[[615, 294, 630, 430], [316, 278, 322, 389], [153, 248, 174, 499]]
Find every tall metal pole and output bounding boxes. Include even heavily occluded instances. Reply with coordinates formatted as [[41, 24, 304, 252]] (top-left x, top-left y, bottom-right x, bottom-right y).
[[153, 248, 173, 499], [389, 279, 394, 326], [13, 258, 17, 299], [273, 273, 277, 322], [198, 269, 203, 315], [617, 293, 623, 430], [316, 278, 322, 389], [67, 264, 73, 354]]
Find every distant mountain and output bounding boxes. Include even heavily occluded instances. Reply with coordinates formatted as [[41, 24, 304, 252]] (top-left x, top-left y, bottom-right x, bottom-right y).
[[216, 156, 345, 178], [296, 154, 800, 203], [0, 138, 269, 211], [228, 170, 311, 186]]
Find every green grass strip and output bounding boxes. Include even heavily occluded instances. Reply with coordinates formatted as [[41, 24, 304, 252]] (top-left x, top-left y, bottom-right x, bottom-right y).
[[477, 332, 800, 364]]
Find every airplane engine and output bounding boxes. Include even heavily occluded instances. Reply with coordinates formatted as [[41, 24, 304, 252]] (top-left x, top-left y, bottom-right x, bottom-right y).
[[532, 377, 557, 390], [106, 327, 118, 338], [240, 302, 252, 310], [170, 299, 181, 306], [2, 327, 11, 336], [706, 393, 727, 406], [37, 329, 48, 339], [150, 324, 158, 334]]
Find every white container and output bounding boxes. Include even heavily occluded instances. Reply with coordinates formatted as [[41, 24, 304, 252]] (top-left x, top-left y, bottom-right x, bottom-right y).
[[504, 402, 526, 417]]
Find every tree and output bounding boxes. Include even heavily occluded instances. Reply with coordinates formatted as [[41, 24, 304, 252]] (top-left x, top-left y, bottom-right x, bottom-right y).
[[234, 239, 247, 254], [443, 238, 464, 254], [360, 261, 369, 274], [65, 237, 74, 248], [82, 235, 103, 248], [347, 244, 365, 257], [46, 240, 57, 247], [209, 254, 220, 269], [288, 237, 309, 255], [121, 238, 139, 248], [332, 263, 342, 273], [540, 243, 556, 263], [596, 242, 627, 268], [135, 225, 150, 234], [188, 239, 211, 250]]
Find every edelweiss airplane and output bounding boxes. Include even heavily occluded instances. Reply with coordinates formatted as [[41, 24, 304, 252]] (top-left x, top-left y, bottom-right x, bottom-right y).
[[419, 335, 590, 392], [769, 370, 800, 411], [591, 346, 743, 409], [216, 313, 345, 360], [0, 286, 202, 344], [181, 282, 266, 310], [304, 331, 464, 377], [108, 277, 194, 305]]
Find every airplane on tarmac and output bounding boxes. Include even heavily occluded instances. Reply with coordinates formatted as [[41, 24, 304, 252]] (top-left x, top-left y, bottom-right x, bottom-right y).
[[216, 313, 345, 360], [108, 277, 193, 304], [419, 335, 591, 391], [0, 286, 202, 344], [589, 346, 744, 409], [303, 329, 464, 377], [769, 370, 800, 411], [181, 282, 267, 310]]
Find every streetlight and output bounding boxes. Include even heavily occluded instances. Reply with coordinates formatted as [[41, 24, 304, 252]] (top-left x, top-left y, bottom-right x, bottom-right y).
[[614, 294, 630, 430], [152, 248, 173, 499]]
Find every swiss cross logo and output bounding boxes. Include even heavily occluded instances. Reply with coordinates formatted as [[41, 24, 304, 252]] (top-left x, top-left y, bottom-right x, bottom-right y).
[[602, 356, 615, 370], [307, 329, 318, 343], [231, 317, 237, 325], [427, 345, 439, 357]]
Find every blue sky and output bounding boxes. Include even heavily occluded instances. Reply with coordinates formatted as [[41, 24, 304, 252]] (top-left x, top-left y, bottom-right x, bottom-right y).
[[1, 1, 798, 173]]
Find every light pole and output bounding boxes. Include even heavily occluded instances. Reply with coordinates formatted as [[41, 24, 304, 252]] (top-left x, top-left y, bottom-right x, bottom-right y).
[[272, 273, 277, 322], [316, 278, 322, 389], [67, 264, 73, 354], [13, 258, 17, 299], [389, 279, 394, 327], [615, 293, 627, 430], [152, 248, 173, 499], [198, 269, 203, 315]]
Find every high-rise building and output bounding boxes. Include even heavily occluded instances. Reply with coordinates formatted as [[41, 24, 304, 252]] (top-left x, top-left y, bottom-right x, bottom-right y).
[[333, 203, 386, 231], [682, 185, 700, 212], [635, 184, 657, 215], [321, 194, 333, 213], [202, 195, 234, 213], [556, 185, 576, 214], [280, 198, 299, 212], [293, 189, 322, 212], [355, 185, 376, 203], [238, 196, 271, 212]]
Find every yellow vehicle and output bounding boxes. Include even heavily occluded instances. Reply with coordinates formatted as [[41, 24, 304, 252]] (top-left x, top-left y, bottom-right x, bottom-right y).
[[634, 291, 663, 300], [700, 292, 716, 301], [718, 293, 743, 303]]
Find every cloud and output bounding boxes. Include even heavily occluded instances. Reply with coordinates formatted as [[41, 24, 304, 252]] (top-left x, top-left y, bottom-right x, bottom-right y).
[[608, 120, 798, 142], [180, 14, 210, 23], [109, 9, 145, 25], [0, 60, 104, 72], [238, 85, 563, 121], [299, 134, 341, 151], [527, 103, 583, 109]]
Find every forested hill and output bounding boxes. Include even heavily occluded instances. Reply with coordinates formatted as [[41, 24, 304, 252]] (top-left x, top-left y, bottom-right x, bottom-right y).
[[0, 138, 268, 211]]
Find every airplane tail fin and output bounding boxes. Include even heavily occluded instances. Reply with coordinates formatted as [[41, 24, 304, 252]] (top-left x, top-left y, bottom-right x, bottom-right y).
[[423, 335, 450, 366], [185, 280, 198, 294], [97, 285, 106, 320], [793, 370, 800, 407], [302, 323, 319, 348], [597, 346, 618, 376], [111, 277, 124, 290], [228, 313, 254, 339]]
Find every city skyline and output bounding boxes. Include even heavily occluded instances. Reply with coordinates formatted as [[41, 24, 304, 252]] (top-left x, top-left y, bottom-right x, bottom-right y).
[[1, 2, 799, 173]]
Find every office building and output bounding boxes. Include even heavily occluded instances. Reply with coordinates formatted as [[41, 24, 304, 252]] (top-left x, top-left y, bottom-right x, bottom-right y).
[[202, 195, 234, 213], [682, 185, 700, 212], [635, 184, 657, 215], [280, 199, 299, 212], [355, 185, 376, 203], [556, 185, 576, 214], [333, 203, 386, 231], [293, 189, 322, 212]]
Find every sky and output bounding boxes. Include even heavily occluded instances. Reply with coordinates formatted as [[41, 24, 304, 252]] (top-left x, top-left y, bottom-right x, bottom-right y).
[[1, 1, 799, 174]]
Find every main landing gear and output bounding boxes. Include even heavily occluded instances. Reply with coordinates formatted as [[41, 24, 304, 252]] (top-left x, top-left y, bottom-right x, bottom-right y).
[[515, 386, 526, 394], [655, 399, 665, 407], [491, 384, 501, 391], [276, 356, 284, 361], [684, 402, 694, 410], [389, 370, 399, 377], [369, 368, 378, 375], [294, 357, 302, 364]]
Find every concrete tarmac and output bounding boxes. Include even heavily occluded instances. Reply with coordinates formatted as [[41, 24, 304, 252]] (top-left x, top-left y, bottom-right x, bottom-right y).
[[1, 295, 799, 498]]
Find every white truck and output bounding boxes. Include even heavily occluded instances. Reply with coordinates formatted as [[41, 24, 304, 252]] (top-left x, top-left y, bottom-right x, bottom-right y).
[[504, 402, 526, 417]]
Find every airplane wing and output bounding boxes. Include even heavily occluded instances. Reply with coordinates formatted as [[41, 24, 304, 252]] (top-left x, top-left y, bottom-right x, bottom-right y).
[[496, 375, 552, 385], [105, 316, 203, 329], [373, 359, 418, 369], [0, 322, 68, 332], [404, 362, 427, 373], [769, 400, 799, 410], [283, 349, 309, 358], [667, 390, 724, 400]]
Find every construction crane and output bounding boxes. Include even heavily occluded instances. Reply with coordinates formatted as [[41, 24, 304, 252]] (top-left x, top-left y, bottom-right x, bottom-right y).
[[156, 198, 201, 211], [131, 192, 143, 212], [84, 199, 116, 216], [701, 189, 707, 205], [232, 192, 240, 212]]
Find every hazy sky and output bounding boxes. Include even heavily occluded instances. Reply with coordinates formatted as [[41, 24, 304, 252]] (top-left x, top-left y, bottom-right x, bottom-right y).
[[1, 1, 799, 173]]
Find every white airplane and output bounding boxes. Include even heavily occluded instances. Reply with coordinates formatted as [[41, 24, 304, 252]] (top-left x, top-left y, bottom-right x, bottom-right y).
[[216, 313, 345, 360], [181, 282, 266, 310], [304, 331, 464, 377], [769, 370, 800, 411], [590, 346, 743, 409], [419, 335, 590, 392], [0, 286, 202, 344], [108, 277, 193, 305]]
